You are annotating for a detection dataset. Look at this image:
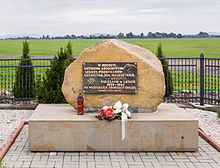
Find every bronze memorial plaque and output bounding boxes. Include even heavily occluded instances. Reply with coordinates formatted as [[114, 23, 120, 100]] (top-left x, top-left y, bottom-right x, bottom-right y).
[[83, 62, 137, 94]]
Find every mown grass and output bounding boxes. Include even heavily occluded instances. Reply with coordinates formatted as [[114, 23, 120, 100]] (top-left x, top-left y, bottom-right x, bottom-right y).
[[0, 38, 220, 58], [0, 66, 219, 94], [0, 59, 51, 92], [171, 72, 220, 91], [0, 38, 219, 95], [0, 39, 101, 57]]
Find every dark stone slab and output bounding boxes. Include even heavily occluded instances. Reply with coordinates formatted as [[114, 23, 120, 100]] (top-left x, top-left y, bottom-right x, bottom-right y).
[[83, 62, 138, 94]]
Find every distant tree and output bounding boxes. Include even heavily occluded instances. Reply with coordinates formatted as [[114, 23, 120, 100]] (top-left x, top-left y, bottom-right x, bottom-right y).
[[99, 34, 104, 39], [147, 32, 153, 38], [5, 31, 219, 40], [168, 32, 177, 38], [36, 42, 73, 103], [156, 42, 174, 97], [177, 34, 183, 38], [45, 35, 50, 39], [66, 41, 73, 56], [155, 32, 163, 38], [126, 32, 135, 38], [198, 31, 209, 38], [71, 34, 77, 39], [78, 35, 85, 39], [65, 35, 71, 39], [13, 41, 35, 98], [117, 32, 125, 38]]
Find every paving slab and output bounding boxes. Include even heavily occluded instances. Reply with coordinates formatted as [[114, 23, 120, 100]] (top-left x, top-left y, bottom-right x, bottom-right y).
[[2, 125, 220, 168]]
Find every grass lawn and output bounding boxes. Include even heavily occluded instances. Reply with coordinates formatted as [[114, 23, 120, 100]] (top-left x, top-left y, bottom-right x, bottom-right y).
[[0, 38, 219, 94], [0, 59, 51, 92], [1, 66, 219, 93], [0, 38, 220, 58]]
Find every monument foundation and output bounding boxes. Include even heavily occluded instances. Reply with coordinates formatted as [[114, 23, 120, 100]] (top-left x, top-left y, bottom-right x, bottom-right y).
[[29, 103, 198, 151]]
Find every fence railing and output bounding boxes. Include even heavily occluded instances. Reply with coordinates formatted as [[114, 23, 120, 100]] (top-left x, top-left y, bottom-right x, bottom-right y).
[[0, 58, 52, 101], [0, 54, 219, 105], [162, 53, 220, 105]]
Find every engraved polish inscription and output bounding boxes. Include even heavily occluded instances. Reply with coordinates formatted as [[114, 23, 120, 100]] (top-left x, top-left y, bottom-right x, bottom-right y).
[[83, 62, 137, 93]]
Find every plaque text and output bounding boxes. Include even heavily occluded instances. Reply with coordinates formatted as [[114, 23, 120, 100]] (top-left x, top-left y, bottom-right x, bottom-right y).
[[83, 62, 138, 93]]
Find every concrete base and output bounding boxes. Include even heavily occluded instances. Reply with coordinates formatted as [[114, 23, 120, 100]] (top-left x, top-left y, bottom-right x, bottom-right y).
[[29, 103, 198, 151]]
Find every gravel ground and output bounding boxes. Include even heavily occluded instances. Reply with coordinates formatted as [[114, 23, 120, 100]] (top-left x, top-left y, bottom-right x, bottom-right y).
[[0, 108, 219, 152], [0, 110, 33, 151], [186, 108, 220, 144]]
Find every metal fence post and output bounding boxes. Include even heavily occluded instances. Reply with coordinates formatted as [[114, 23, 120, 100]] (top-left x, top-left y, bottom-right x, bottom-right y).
[[200, 53, 204, 106]]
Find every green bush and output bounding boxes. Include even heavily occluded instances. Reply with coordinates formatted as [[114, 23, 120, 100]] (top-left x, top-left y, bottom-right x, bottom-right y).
[[13, 41, 35, 98], [217, 109, 220, 119], [0, 160, 6, 168], [156, 42, 174, 97], [36, 42, 73, 103]]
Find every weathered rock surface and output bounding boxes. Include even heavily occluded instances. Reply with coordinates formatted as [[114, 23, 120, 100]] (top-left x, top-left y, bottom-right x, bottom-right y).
[[62, 39, 165, 111]]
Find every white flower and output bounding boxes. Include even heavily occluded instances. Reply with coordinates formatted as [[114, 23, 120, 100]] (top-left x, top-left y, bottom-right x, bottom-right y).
[[114, 109, 122, 114], [122, 103, 129, 111], [113, 101, 122, 110], [103, 106, 110, 110]]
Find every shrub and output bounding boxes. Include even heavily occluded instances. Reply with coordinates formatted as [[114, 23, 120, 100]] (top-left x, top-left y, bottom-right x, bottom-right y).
[[0, 160, 6, 168], [156, 42, 174, 97], [36, 42, 73, 103], [13, 41, 35, 98], [217, 109, 220, 119]]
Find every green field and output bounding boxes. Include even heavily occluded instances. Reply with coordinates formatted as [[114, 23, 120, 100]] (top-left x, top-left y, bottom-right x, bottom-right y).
[[1, 69, 219, 93], [0, 38, 220, 58], [0, 38, 219, 94]]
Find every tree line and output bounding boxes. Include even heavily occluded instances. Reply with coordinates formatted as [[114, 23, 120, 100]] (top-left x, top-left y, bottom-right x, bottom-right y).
[[4, 31, 220, 40]]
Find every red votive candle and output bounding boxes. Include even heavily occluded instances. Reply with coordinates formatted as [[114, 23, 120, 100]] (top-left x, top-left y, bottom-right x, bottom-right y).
[[77, 93, 84, 115]]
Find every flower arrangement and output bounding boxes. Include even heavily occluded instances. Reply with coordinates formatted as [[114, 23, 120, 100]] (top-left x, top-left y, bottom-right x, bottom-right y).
[[95, 101, 131, 140], [95, 101, 131, 121]]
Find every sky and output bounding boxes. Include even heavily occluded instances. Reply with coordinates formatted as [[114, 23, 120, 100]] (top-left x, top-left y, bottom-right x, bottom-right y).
[[0, 0, 220, 37]]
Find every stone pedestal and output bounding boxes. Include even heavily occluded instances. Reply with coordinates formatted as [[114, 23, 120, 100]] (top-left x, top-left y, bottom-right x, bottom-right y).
[[29, 103, 198, 151]]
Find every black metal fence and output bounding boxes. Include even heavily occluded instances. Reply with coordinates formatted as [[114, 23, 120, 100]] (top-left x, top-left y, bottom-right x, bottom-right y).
[[162, 53, 220, 105], [0, 54, 219, 105], [0, 58, 52, 101]]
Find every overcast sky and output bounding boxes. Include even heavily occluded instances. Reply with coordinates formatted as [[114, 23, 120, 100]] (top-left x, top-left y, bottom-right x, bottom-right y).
[[0, 0, 219, 36]]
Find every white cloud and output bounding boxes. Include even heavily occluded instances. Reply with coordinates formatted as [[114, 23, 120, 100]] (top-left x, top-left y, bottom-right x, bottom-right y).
[[0, 0, 220, 36], [137, 7, 168, 13]]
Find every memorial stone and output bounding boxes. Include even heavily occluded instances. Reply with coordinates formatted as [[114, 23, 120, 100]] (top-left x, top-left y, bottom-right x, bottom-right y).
[[62, 39, 165, 111]]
